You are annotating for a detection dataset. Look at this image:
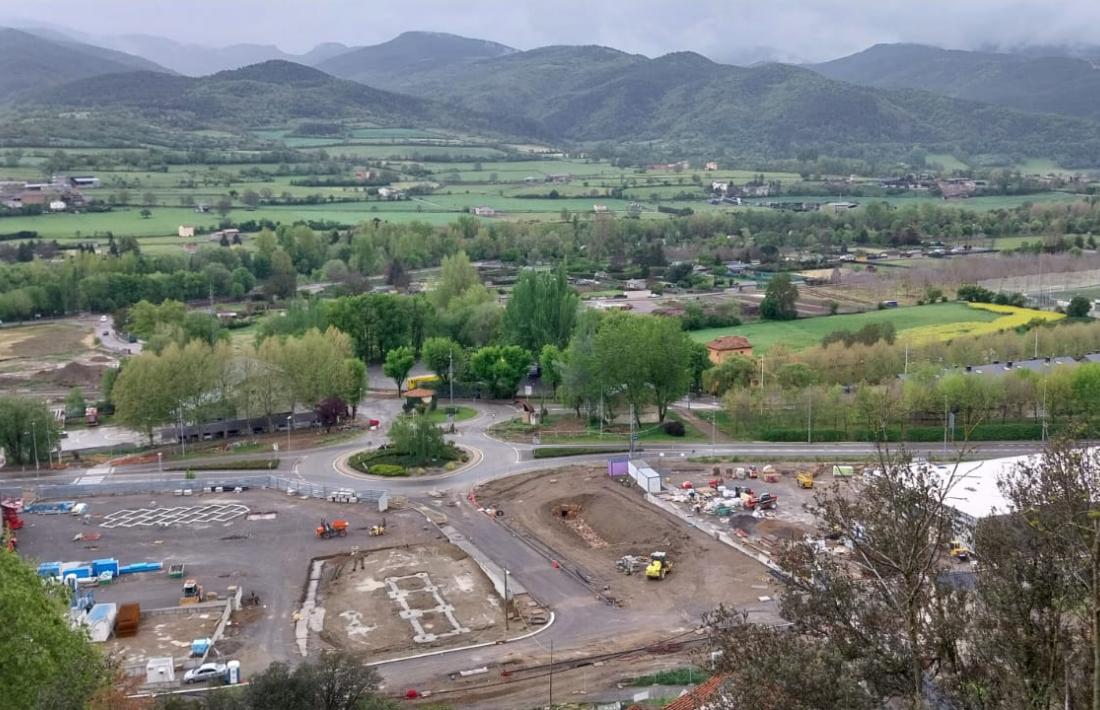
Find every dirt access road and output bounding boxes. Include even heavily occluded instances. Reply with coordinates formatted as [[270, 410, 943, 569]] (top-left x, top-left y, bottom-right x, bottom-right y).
[[476, 466, 781, 616]]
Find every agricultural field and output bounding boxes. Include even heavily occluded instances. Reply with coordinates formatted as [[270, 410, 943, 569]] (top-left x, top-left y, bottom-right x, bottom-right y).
[[0, 125, 1093, 259], [690, 302, 1058, 353]]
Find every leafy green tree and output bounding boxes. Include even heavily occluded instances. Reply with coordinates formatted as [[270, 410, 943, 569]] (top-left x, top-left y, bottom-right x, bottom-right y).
[[343, 358, 366, 420], [776, 362, 817, 389], [687, 340, 712, 392], [595, 313, 691, 422], [431, 251, 481, 310], [0, 549, 109, 708], [760, 273, 799, 321], [704, 355, 755, 395], [467, 344, 532, 398], [1068, 295, 1093, 318], [279, 328, 355, 410], [500, 267, 578, 352], [240, 651, 387, 710], [559, 310, 607, 419], [64, 386, 86, 419], [389, 412, 448, 464], [421, 337, 463, 384], [383, 346, 416, 396], [0, 396, 60, 465]]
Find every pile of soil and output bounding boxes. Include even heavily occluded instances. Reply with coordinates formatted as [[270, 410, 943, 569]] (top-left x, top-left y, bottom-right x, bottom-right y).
[[37, 361, 104, 388]]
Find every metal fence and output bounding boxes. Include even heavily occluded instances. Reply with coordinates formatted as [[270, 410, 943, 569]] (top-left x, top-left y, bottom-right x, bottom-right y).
[[0, 475, 389, 512]]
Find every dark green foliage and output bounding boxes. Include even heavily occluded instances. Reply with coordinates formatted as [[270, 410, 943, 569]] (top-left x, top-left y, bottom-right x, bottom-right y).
[[813, 42, 1100, 123], [760, 273, 799, 321], [167, 459, 280, 471], [956, 284, 996, 302], [0, 549, 109, 709], [387, 412, 450, 464], [532, 445, 629, 459], [660, 420, 686, 437], [1067, 295, 1092, 318], [467, 344, 532, 398], [822, 321, 897, 348], [500, 268, 578, 353]]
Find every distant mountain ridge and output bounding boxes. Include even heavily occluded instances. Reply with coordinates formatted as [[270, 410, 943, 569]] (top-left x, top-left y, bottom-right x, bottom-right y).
[[811, 43, 1100, 122], [0, 27, 171, 98], [316, 31, 515, 86]]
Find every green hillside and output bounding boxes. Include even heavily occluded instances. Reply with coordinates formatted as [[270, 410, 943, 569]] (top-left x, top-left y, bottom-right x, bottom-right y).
[[343, 45, 1100, 165], [0, 27, 170, 99], [317, 31, 514, 86], [813, 43, 1100, 123]]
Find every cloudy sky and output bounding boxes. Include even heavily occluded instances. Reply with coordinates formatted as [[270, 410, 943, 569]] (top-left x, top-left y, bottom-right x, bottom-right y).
[[5, 0, 1100, 62]]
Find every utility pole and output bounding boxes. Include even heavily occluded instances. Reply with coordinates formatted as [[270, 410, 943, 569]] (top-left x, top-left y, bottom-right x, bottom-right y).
[[943, 394, 949, 453], [178, 405, 186, 456], [711, 409, 717, 446], [628, 403, 635, 456], [448, 348, 455, 411], [904, 344, 909, 375], [548, 639, 554, 708], [503, 568, 510, 631], [806, 392, 812, 444]]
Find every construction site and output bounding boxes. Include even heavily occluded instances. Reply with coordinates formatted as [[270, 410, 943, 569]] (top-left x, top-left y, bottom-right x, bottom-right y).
[[475, 465, 784, 614], [315, 543, 521, 657], [11, 488, 412, 681]]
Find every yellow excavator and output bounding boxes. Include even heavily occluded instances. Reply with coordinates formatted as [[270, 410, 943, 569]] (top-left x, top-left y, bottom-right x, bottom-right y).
[[796, 470, 815, 489], [645, 551, 672, 580], [369, 518, 386, 537], [948, 539, 973, 562]]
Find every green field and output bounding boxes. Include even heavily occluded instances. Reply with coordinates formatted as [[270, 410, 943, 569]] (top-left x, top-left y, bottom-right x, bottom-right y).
[[690, 303, 1001, 353], [926, 153, 970, 171]]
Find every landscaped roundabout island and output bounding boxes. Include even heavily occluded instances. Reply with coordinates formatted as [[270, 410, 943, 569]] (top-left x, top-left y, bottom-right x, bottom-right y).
[[347, 412, 467, 477]]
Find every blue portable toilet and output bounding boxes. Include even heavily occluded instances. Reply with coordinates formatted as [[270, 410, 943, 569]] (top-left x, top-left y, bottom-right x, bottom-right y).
[[38, 562, 61, 577], [191, 638, 212, 656]]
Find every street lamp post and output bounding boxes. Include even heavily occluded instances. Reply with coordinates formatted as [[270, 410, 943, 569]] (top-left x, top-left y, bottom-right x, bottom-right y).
[[157, 451, 163, 477], [503, 568, 510, 631], [30, 420, 39, 473], [286, 415, 293, 453]]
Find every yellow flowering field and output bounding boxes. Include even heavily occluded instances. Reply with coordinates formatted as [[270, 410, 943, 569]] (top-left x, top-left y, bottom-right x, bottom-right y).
[[901, 303, 1063, 343]]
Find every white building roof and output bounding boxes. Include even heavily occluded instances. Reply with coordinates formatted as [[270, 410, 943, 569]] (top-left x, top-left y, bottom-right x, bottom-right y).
[[937, 456, 1022, 524]]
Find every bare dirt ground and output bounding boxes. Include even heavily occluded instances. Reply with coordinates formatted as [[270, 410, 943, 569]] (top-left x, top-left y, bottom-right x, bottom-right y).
[[105, 611, 221, 666], [477, 466, 779, 614], [0, 320, 113, 397], [318, 543, 509, 657]]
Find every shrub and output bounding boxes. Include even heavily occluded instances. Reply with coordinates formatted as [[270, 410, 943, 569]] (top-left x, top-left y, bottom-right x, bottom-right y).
[[661, 420, 686, 436], [170, 459, 279, 472], [533, 446, 629, 459], [368, 464, 407, 477]]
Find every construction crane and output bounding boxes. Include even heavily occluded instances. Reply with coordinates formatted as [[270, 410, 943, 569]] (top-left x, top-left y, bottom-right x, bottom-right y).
[[645, 551, 672, 580]]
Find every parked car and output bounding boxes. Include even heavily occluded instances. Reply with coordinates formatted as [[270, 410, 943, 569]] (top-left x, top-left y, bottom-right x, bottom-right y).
[[183, 663, 226, 684]]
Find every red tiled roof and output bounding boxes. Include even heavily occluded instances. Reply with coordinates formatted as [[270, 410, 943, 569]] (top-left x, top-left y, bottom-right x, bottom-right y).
[[661, 674, 727, 710], [707, 335, 751, 351]]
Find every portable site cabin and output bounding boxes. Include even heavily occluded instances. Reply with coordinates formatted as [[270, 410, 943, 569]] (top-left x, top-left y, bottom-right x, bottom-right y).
[[832, 465, 855, 478], [627, 459, 663, 493]]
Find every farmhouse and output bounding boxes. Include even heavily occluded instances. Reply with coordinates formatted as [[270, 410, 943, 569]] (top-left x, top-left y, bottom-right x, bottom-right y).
[[704, 161, 719, 171], [377, 187, 403, 200], [67, 176, 100, 188], [210, 228, 241, 243], [177, 225, 196, 238], [938, 179, 977, 200], [471, 206, 496, 217], [711, 181, 730, 194], [592, 204, 609, 213], [706, 335, 753, 364], [48, 199, 66, 211], [546, 173, 573, 184]]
